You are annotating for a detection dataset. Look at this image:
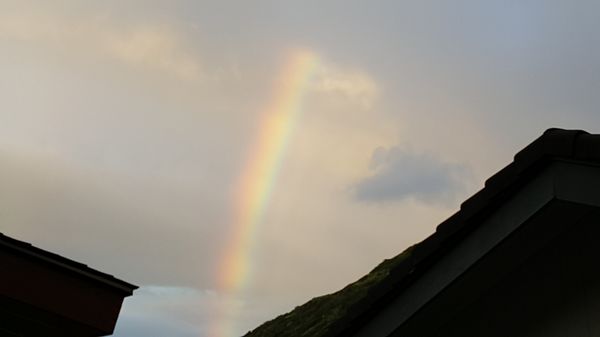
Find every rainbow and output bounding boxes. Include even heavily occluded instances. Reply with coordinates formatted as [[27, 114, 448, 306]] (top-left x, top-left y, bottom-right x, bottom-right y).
[[212, 49, 319, 337]]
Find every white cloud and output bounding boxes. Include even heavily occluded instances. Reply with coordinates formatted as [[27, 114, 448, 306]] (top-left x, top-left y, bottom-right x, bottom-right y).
[[0, 10, 202, 80], [101, 24, 202, 80], [311, 63, 379, 110]]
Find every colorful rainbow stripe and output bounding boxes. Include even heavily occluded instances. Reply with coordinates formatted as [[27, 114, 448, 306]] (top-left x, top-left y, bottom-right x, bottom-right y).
[[212, 49, 319, 337]]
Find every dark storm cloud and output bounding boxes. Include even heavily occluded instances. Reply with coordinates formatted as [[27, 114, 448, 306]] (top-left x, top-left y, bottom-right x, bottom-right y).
[[355, 147, 471, 205]]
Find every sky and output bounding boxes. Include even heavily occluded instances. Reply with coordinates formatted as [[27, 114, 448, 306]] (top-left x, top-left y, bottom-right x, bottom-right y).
[[2, 1, 600, 336]]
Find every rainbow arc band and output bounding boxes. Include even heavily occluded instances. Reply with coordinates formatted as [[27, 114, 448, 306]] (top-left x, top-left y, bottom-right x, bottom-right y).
[[213, 49, 319, 337]]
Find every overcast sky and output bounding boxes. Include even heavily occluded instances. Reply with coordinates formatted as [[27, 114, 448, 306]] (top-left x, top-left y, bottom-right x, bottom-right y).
[[2, 1, 600, 336]]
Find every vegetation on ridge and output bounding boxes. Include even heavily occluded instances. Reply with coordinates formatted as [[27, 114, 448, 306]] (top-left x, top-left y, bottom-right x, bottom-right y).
[[243, 246, 414, 337]]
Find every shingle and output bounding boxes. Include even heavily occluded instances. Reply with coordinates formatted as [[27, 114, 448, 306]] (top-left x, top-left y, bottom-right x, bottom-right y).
[[574, 134, 600, 161]]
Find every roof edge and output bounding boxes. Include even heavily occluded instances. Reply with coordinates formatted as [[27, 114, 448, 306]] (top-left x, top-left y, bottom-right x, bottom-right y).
[[330, 128, 600, 336], [0, 233, 137, 295]]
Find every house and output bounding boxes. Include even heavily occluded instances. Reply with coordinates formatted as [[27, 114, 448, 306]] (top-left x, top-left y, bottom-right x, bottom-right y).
[[245, 128, 600, 337], [0, 233, 137, 336]]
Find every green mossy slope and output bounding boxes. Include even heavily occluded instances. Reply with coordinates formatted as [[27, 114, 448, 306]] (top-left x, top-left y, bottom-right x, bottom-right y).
[[243, 246, 413, 337]]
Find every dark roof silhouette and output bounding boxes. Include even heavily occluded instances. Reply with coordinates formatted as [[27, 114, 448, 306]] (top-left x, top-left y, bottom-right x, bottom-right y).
[[244, 128, 600, 337], [1, 232, 137, 336], [0, 233, 137, 292]]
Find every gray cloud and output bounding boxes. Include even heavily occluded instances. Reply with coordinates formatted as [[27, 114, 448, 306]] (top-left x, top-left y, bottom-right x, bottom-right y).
[[112, 286, 214, 337], [0, 152, 229, 289], [6, 2, 600, 336], [355, 147, 472, 205], [114, 315, 199, 337]]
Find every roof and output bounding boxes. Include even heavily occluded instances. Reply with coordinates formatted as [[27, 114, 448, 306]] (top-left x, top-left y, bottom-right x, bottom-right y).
[[0, 232, 137, 294], [0, 232, 138, 336], [244, 128, 600, 337]]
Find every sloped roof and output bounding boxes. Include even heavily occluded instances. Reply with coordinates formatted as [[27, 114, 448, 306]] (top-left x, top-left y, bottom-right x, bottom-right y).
[[0, 232, 137, 294], [244, 128, 600, 337], [1, 232, 138, 336]]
